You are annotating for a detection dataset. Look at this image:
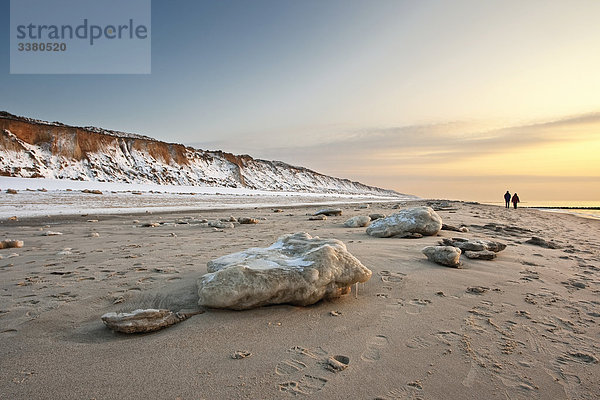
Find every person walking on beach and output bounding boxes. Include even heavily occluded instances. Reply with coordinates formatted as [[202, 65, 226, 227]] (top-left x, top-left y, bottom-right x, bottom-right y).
[[504, 190, 511, 208], [511, 193, 520, 209]]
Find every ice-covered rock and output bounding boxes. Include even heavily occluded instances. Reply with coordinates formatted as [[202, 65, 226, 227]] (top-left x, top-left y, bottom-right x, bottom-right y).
[[525, 237, 561, 249], [440, 238, 506, 253], [422, 246, 461, 267], [101, 309, 203, 333], [366, 206, 442, 238], [464, 250, 497, 260], [344, 216, 371, 228], [197, 232, 372, 310], [43, 231, 63, 236], [314, 208, 342, 216], [441, 224, 468, 233], [208, 220, 235, 229], [0, 239, 23, 249], [238, 217, 259, 224]]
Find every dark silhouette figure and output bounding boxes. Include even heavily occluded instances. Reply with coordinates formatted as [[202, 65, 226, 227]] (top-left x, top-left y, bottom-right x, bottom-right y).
[[511, 193, 520, 209], [504, 190, 511, 208]]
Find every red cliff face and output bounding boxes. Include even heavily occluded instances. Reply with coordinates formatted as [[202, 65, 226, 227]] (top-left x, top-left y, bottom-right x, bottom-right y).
[[0, 115, 187, 165], [0, 112, 399, 196]]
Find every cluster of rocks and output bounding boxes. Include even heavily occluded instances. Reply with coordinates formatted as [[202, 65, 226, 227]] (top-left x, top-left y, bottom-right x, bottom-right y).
[[101, 204, 514, 334], [206, 216, 260, 229], [422, 238, 507, 267], [139, 216, 262, 230]]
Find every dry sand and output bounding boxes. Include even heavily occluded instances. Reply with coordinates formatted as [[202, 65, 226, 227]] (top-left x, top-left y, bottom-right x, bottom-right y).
[[0, 201, 599, 399]]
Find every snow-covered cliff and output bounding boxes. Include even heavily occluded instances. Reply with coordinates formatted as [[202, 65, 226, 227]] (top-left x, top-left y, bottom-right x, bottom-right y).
[[0, 112, 402, 196]]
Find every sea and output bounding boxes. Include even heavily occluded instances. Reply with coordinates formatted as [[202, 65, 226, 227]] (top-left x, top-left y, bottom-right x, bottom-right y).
[[484, 200, 600, 220]]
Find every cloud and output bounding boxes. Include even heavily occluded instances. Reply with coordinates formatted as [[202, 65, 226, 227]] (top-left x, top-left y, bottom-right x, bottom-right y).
[[187, 111, 600, 179]]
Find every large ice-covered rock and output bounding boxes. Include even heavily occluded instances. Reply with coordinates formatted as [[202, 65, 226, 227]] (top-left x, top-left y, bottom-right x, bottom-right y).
[[197, 232, 372, 310], [366, 206, 442, 238]]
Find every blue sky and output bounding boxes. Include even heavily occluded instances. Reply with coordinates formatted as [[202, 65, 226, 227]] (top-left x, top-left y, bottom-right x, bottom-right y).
[[2, 0, 600, 201]]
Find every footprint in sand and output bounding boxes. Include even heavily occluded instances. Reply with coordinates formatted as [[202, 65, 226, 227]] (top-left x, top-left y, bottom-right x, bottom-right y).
[[381, 301, 404, 321], [375, 385, 423, 400], [361, 334, 390, 362], [433, 330, 462, 347], [276, 346, 334, 396], [276, 359, 308, 375], [405, 299, 431, 315], [405, 336, 432, 349], [279, 375, 328, 395], [379, 270, 406, 284]]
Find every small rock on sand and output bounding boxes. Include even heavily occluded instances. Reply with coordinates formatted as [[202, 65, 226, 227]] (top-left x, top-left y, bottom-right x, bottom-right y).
[[231, 351, 252, 359], [422, 246, 461, 267], [43, 231, 63, 236], [325, 355, 350, 372], [101, 309, 203, 333], [464, 250, 497, 260], [466, 286, 489, 294], [238, 217, 259, 224], [208, 221, 235, 229], [369, 213, 386, 221], [314, 208, 342, 216], [309, 215, 327, 221], [525, 237, 562, 249], [344, 216, 371, 228], [0, 240, 24, 249], [442, 224, 469, 232], [440, 238, 506, 253]]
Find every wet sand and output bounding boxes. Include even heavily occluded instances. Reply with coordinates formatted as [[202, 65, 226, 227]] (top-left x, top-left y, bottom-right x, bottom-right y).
[[0, 200, 599, 399]]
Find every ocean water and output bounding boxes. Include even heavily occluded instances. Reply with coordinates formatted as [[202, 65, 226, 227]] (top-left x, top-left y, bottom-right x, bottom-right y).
[[484, 200, 600, 220]]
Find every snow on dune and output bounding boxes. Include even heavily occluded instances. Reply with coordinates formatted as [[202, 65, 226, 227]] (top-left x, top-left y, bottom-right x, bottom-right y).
[[0, 177, 413, 219]]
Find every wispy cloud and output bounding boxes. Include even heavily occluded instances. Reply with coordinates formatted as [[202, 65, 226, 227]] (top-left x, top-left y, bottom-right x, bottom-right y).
[[198, 112, 599, 169]]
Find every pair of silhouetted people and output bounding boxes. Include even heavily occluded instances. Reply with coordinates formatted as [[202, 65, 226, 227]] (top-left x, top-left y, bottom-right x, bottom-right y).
[[504, 190, 520, 209]]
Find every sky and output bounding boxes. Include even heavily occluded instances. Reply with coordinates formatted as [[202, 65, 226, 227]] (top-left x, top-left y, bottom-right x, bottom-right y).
[[2, 0, 600, 202]]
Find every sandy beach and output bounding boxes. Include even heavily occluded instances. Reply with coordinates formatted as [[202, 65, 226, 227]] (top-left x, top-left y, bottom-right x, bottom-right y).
[[0, 200, 599, 399]]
